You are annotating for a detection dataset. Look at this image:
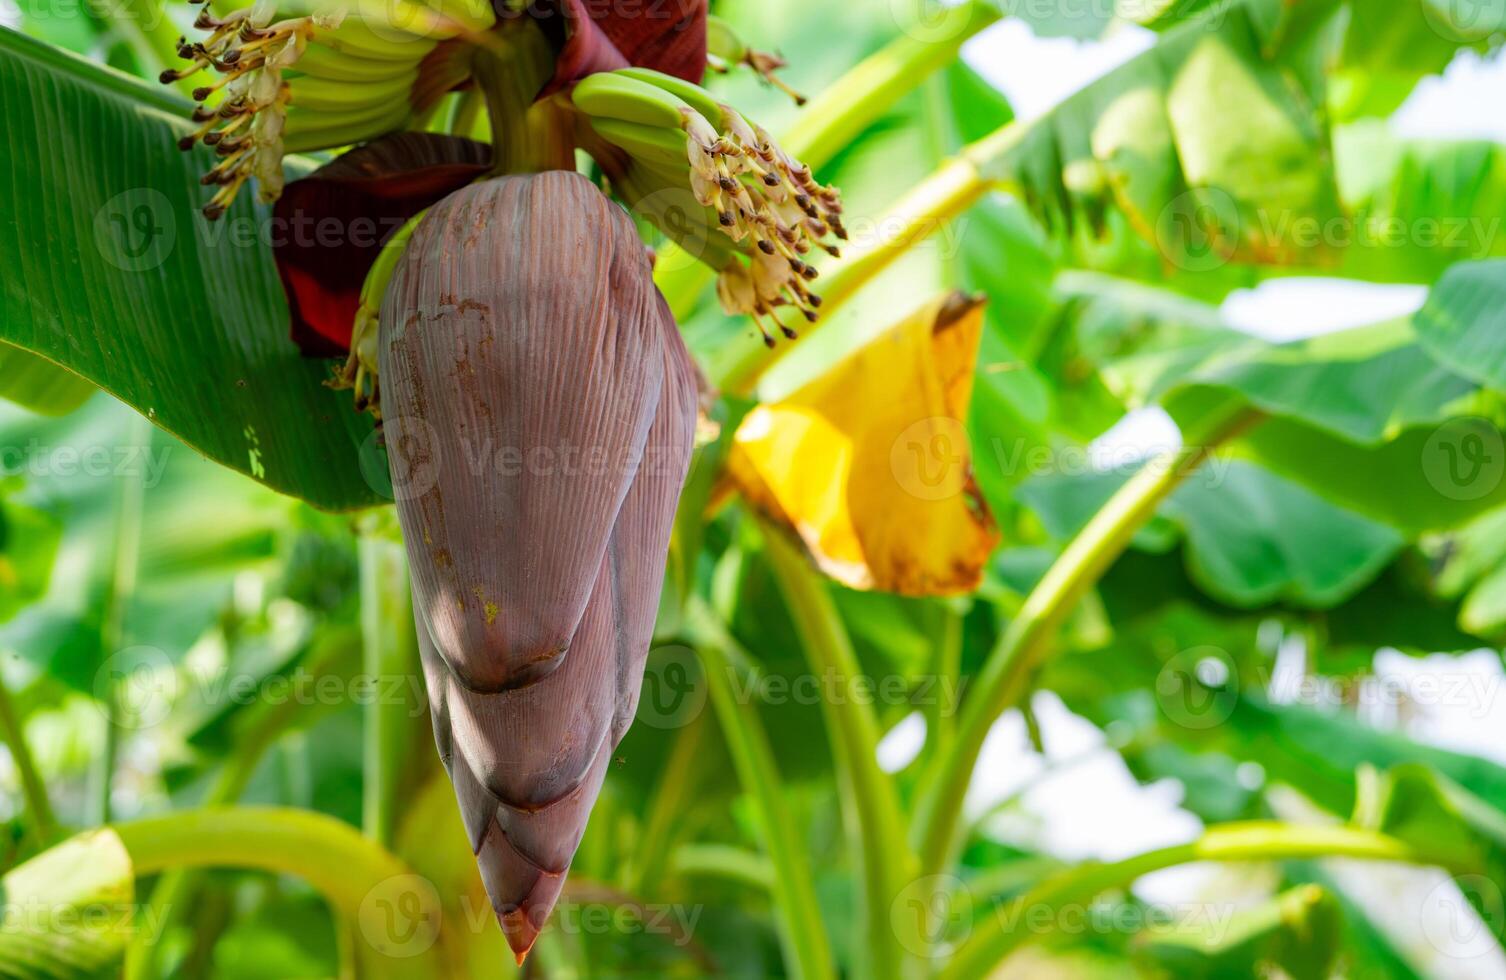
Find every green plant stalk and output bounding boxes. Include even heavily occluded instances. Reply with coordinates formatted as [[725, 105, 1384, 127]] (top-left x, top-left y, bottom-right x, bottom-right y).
[[787, 2, 1002, 168], [923, 605, 964, 767], [114, 806, 444, 979], [627, 711, 706, 895], [654, 0, 1003, 320], [672, 843, 776, 892], [940, 822, 1480, 980], [473, 19, 574, 174], [125, 629, 361, 980], [685, 599, 837, 980], [911, 400, 1264, 879], [449, 87, 489, 142], [359, 533, 418, 848], [760, 526, 917, 980], [0, 676, 58, 846], [92, 414, 148, 826]]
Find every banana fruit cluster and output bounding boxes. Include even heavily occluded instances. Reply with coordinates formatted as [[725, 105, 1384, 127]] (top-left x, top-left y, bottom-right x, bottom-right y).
[[164, 0, 492, 217], [572, 69, 846, 344]]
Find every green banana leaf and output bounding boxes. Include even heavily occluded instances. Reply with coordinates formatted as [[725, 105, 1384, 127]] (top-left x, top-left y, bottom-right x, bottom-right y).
[[1354, 764, 1506, 950], [1018, 461, 1405, 609], [1334, 126, 1506, 284], [1030, 269, 1500, 535], [984, 0, 1342, 285], [1153, 323, 1497, 535], [1136, 884, 1343, 980], [0, 27, 381, 511], [1130, 0, 1495, 122], [0, 829, 135, 979], [1413, 259, 1506, 391], [0, 346, 94, 417], [0, 491, 62, 624]]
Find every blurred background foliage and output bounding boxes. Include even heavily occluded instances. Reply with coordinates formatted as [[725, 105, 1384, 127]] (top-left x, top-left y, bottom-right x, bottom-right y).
[[3, 0, 1506, 977]]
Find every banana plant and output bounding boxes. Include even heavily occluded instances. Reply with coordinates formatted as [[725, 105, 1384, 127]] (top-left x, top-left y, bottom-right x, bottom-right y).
[[4, 0, 1506, 977]]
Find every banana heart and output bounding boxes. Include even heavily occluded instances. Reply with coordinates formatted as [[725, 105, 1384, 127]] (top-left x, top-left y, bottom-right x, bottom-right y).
[[379, 171, 697, 962]]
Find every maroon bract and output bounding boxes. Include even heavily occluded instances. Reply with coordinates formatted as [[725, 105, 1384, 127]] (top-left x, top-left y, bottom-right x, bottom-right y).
[[383, 170, 696, 962], [273, 134, 492, 357], [534, 0, 708, 90]]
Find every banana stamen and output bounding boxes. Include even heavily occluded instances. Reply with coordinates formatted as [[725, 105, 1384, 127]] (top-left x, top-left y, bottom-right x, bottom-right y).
[[163, 4, 348, 218]]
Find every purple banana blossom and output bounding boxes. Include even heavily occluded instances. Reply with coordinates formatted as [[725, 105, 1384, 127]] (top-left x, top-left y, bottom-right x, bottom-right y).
[[380, 171, 696, 962]]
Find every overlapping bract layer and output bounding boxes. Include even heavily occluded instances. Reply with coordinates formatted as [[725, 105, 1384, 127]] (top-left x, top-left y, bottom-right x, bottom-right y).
[[538, 0, 708, 89], [380, 171, 696, 961], [273, 133, 492, 357]]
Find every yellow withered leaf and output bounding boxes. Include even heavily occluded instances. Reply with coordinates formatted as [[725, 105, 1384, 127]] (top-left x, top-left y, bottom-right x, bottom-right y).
[[730, 292, 1001, 596]]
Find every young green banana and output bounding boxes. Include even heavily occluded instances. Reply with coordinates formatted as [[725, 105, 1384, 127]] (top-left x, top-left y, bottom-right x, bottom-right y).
[[571, 71, 704, 132], [284, 99, 413, 152], [573, 68, 845, 337], [334, 208, 431, 415], [587, 117, 691, 172], [614, 67, 726, 129], [315, 17, 440, 62], [288, 70, 419, 112], [293, 42, 423, 82], [704, 14, 747, 65]]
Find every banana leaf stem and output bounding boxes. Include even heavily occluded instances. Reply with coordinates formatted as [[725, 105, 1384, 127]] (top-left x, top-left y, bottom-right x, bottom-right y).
[[125, 630, 361, 980], [760, 525, 916, 980], [92, 413, 149, 826], [671, 843, 776, 892], [922, 605, 965, 767], [910, 399, 1265, 879], [940, 821, 1480, 979], [114, 806, 444, 979], [685, 599, 837, 980], [358, 532, 419, 848], [627, 712, 707, 895], [0, 676, 58, 846]]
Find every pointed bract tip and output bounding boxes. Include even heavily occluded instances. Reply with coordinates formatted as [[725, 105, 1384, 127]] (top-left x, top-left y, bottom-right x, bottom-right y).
[[499, 908, 543, 966]]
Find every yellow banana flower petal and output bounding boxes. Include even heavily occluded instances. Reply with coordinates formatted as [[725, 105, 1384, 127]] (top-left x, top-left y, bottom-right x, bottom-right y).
[[730, 291, 1000, 596]]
